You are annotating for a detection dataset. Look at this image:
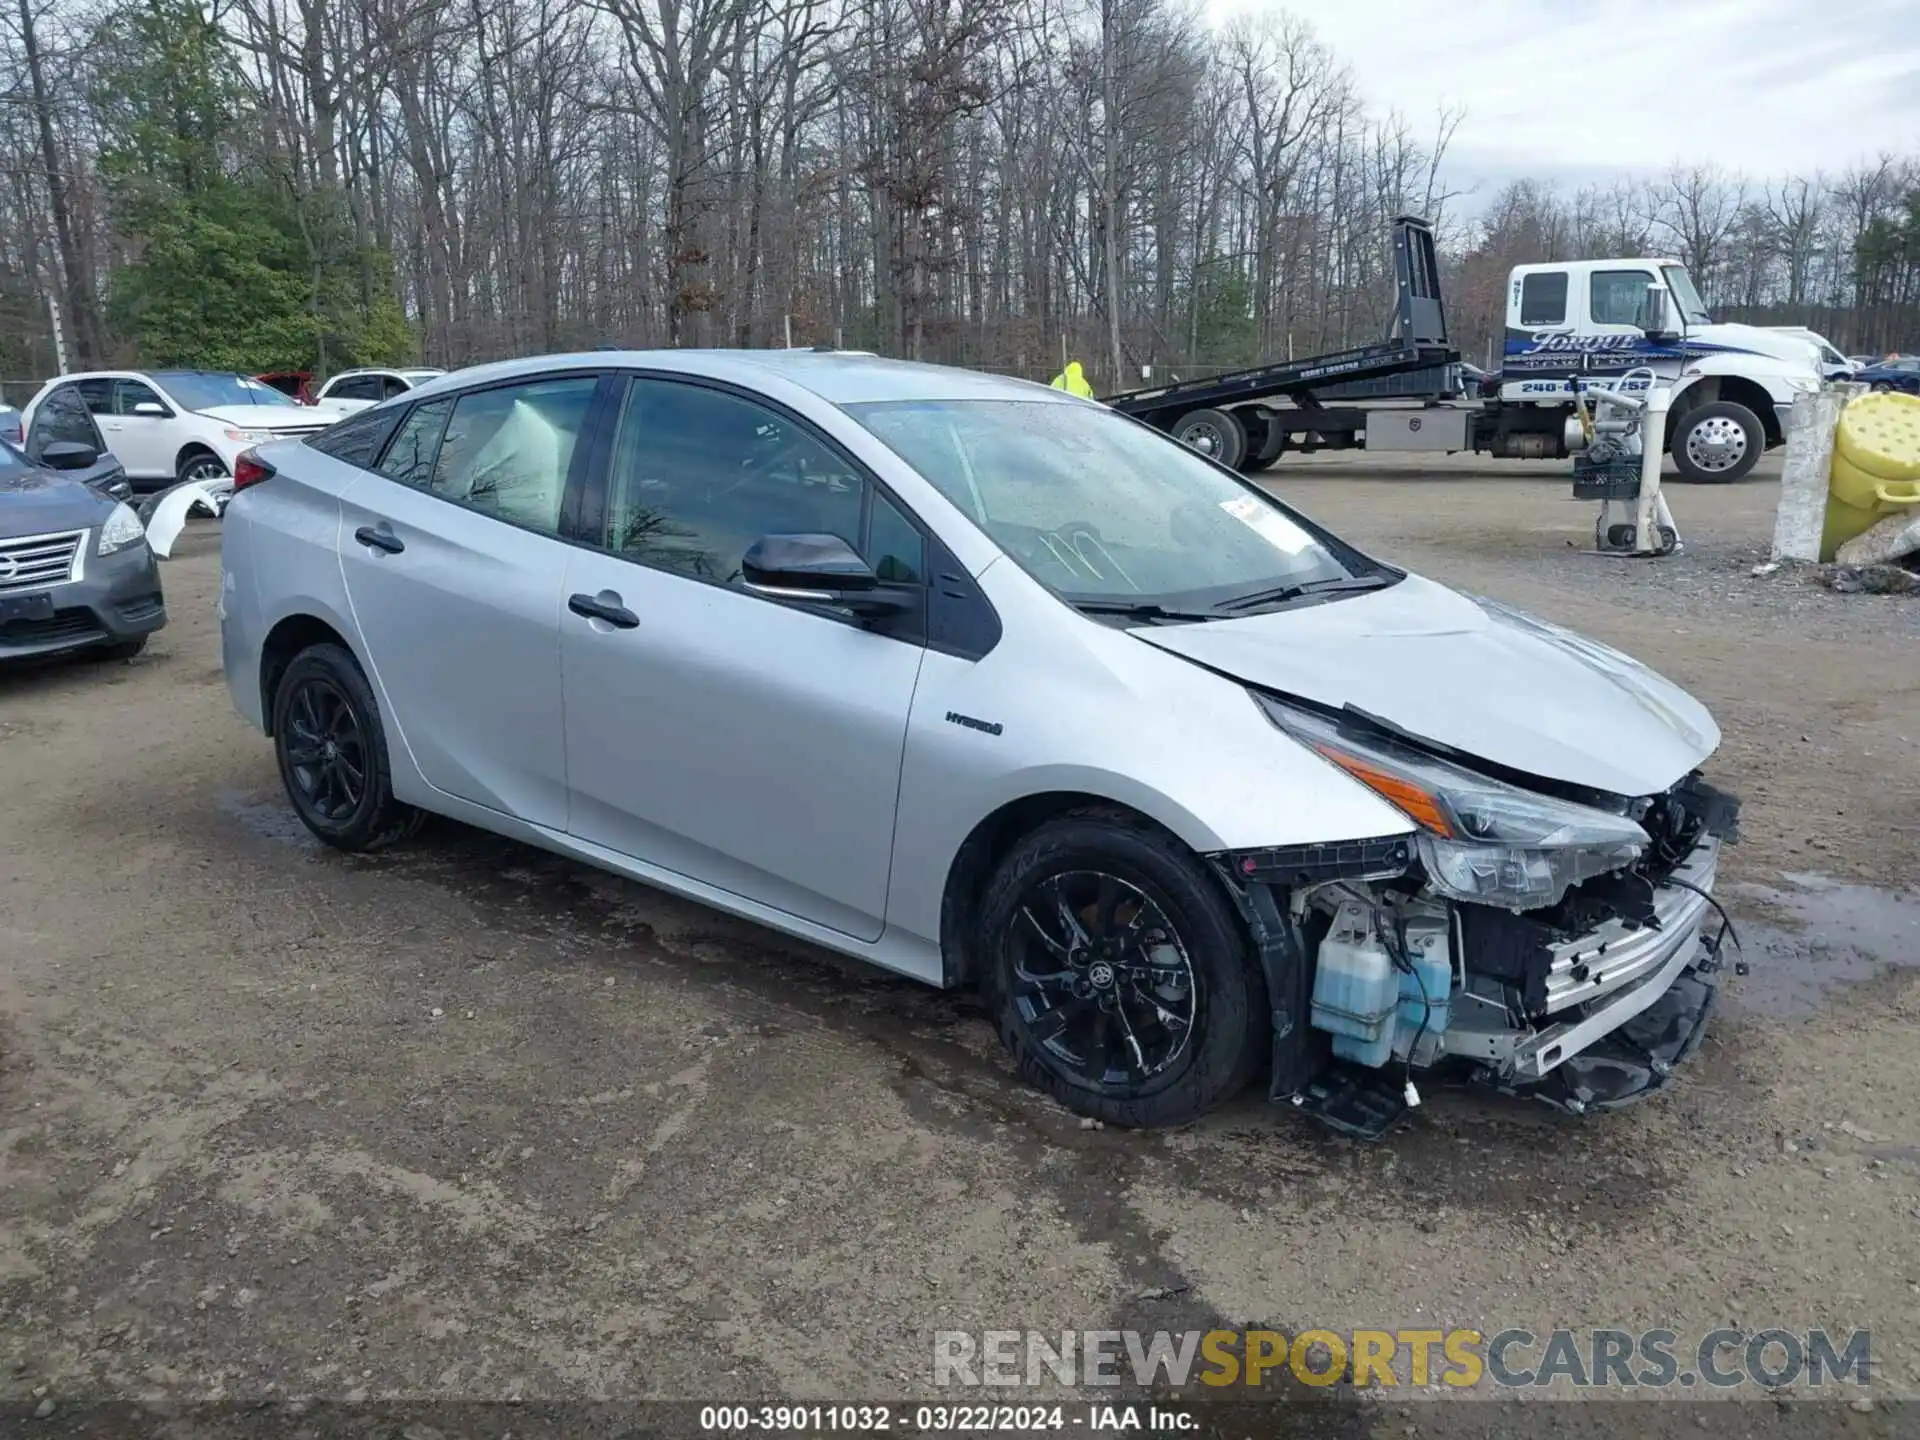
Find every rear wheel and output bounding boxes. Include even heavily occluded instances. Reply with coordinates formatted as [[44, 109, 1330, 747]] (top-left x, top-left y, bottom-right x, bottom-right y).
[[1238, 407, 1287, 472], [272, 643, 423, 852], [1670, 400, 1762, 483], [978, 809, 1266, 1127], [1172, 408, 1247, 470]]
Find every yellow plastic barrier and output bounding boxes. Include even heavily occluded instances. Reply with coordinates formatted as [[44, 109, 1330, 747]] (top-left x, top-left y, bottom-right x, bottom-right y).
[[1823, 391, 1920, 559], [1834, 391, 1920, 482]]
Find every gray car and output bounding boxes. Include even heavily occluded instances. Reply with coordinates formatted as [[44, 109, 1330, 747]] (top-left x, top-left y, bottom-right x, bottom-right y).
[[220, 350, 1739, 1131], [1, 436, 167, 663]]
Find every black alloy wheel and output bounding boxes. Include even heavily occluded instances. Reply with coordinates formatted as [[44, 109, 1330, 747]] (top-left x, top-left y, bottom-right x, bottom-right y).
[[979, 809, 1266, 1127], [271, 642, 423, 851], [283, 674, 368, 823], [1008, 870, 1197, 1089]]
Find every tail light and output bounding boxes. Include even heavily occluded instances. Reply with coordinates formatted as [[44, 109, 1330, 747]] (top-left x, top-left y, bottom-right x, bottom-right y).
[[232, 449, 276, 493]]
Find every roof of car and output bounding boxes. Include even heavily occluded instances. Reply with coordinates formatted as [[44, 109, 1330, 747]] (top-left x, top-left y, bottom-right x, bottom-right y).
[[404, 349, 1071, 407]]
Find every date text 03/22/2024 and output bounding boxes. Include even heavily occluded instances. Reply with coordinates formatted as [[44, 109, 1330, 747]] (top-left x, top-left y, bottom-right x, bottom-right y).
[[699, 1404, 1195, 1432]]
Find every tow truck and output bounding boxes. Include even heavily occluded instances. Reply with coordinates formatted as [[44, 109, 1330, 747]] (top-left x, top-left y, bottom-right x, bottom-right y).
[[1104, 217, 1822, 484]]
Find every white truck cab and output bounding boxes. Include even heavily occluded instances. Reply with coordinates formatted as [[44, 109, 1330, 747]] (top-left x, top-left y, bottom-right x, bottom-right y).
[[1501, 258, 1821, 481]]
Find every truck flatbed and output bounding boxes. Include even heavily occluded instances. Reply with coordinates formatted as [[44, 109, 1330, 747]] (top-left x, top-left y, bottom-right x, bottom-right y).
[[1098, 217, 1461, 469], [1103, 335, 1457, 417]]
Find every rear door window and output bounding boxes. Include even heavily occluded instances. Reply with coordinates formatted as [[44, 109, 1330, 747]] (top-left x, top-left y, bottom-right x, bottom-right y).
[[427, 376, 598, 537]]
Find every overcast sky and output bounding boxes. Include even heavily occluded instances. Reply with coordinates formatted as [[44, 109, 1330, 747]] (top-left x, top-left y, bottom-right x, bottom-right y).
[[1211, 0, 1920, 203]]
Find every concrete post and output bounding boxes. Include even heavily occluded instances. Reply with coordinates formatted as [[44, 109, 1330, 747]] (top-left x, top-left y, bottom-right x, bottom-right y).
[[1772, 382, 1864, 562]]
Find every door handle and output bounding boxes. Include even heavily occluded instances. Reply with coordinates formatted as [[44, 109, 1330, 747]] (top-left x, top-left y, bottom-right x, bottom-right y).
[[568, 592, 639, 629], [354, 525, 405, 555]]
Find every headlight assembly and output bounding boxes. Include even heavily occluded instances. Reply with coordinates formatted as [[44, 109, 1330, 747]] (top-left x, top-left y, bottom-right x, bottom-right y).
[[224, 428, 275, 444], [1256, 695, 1647, 911], [96, 502, 147, 556]]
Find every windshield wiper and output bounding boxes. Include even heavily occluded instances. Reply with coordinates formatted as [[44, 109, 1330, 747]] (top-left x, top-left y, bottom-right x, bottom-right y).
[[1214, 574, 1393, 614], [1072, 600, 1218, 624]]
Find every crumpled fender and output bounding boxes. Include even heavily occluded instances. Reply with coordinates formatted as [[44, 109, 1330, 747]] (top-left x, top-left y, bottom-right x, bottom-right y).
[[142, 481, 225, 559]]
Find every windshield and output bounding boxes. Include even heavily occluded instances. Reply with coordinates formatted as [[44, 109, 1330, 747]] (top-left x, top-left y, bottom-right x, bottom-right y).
[[154, 372, 298, 411], [1660, 265, 1712, 326], [849, 398, 1372, 614]]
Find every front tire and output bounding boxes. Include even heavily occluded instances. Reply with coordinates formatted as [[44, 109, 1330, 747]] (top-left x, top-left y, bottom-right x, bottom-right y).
[[177, 448, 229, 487], [978, 809, 1266, 1127], [272, 643, 423, 852], [1670, 400, 1763, 483]]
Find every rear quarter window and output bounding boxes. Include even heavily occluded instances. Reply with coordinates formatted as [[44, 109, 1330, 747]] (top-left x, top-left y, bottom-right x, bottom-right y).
[[306, 408, 403, 470]]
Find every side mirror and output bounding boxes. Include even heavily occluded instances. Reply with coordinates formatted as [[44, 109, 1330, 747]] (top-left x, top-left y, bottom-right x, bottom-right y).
[[741, 533, 911, 617], [40, 440, 99, 470], [131, 401, 170, 417], [1641, 285, 1674, 339]]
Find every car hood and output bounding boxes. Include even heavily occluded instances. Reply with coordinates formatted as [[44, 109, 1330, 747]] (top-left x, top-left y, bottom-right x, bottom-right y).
[[1, 468, 111, 533], [1131, 574, 1718, 797], [196, 404, 324, 430]]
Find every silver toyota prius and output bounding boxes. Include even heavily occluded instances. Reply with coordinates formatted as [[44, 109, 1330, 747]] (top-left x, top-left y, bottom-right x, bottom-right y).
[[220, 350, 1741, 1133]]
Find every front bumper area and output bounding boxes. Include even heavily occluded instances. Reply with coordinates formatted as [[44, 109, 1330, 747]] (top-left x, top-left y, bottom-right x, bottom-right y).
[[0, 540, 167, 661], [1485, 960, 1719, 1113], [1441, 838, 1728, 1095]]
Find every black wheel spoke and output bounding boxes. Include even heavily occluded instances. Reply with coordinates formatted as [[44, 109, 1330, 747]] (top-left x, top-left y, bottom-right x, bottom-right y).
[[1111, 1000, 1148, 1077], [1018, 906, 1073, 961], [1028, 995, 1096, 1047], [340, 767, 358, 810], [1012, 958, 1076, 992], [1046, 876, 1091, 950], [1091, 875, 1121, 938], [1094, 1010, 1124, 1081], [285, 742, 324, 766]]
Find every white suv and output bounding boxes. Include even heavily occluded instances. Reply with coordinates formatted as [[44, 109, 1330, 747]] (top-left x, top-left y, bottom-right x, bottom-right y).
[[20, 370, 339, 501], [312, 367, 447, 415]]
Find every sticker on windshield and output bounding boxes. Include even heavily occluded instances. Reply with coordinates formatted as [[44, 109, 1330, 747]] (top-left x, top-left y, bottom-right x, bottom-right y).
[[1219, 495, 1311, 555]]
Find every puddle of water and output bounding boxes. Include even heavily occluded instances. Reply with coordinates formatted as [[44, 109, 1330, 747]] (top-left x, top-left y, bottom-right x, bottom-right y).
[[1725, 871, 1920, 1017], [218, 788, 321, 852]]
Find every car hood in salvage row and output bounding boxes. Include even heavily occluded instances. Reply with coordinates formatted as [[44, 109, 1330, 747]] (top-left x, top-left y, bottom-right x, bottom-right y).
[[1132, 574, 1719, 798], [195, 404, 324, 430], [0, 470, 109, 533]]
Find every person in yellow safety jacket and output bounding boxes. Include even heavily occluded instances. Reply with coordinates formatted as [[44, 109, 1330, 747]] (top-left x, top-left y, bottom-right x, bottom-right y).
[[1050, 360, 1095, 397]]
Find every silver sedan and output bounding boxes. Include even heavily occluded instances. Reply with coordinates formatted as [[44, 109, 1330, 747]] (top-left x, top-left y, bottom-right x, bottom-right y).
[[220, 350, 1738, 1130]]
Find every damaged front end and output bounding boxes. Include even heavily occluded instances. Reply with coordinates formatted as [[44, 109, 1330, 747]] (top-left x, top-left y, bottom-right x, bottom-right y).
[[1216, 694, 1742, 1137]]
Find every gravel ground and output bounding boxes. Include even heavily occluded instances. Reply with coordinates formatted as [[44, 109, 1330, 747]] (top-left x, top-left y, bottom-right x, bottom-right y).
[[2, 454, 1917, 1437]]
